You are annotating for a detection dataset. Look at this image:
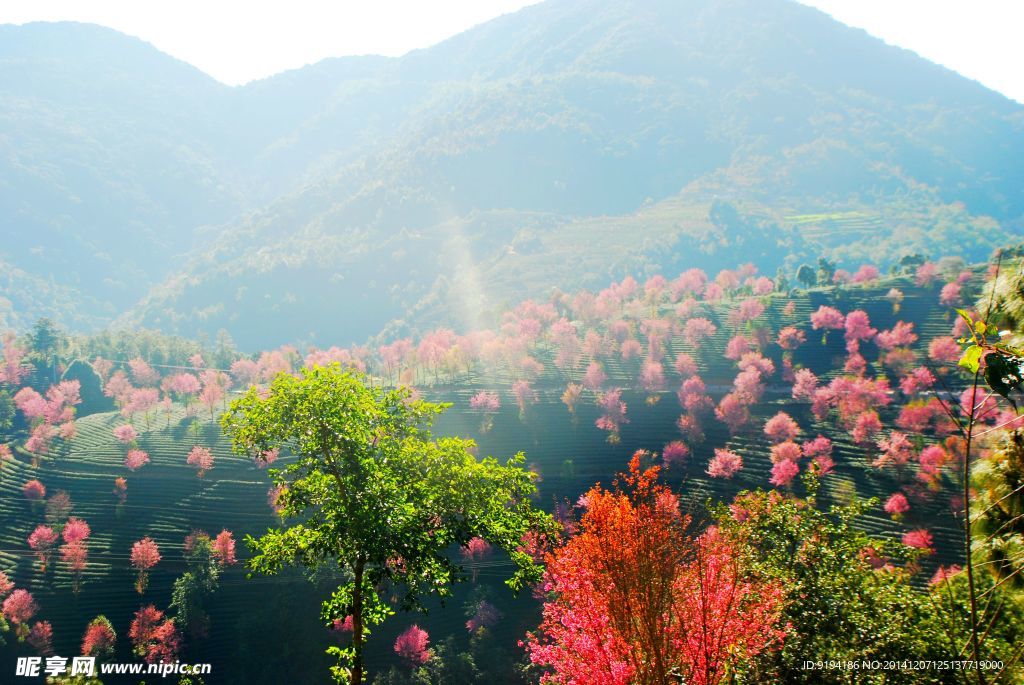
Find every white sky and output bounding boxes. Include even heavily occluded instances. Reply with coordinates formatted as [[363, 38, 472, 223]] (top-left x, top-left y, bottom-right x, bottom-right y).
[[0, 0, 1021, 103]]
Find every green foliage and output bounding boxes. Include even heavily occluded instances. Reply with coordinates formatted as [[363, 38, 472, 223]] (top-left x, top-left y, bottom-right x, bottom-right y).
[[62, 359, 113, 417], [929, 572, 1024, 683], [715, 477, 955, 684], [170, 534, 222, 638], [71, 329, 212, 370], [220, 364, 554, 683], [0, 388, 14, 435], [27, 317, 66, 387], [796, 264, 817, 288], [971, 430, 1024, 589]]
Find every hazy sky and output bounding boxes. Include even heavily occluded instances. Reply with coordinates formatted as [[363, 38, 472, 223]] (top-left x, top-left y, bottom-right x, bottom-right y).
[[1, 0, 1021, 103]]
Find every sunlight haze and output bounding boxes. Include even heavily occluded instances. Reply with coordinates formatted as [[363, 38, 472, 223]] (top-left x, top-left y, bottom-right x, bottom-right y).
[[0, 0, 1021, 102]]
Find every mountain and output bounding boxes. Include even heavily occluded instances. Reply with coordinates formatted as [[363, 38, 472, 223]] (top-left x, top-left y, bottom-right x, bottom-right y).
[[1, 0, 1022, 347]]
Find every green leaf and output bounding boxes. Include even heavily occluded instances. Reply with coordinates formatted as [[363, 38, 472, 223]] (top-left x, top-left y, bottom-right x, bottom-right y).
[[955, 308, 975, 333], [959, 345, 984, 373]]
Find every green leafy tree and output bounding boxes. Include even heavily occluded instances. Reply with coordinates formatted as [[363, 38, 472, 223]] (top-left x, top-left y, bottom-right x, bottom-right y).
[[816, 257, 836, 286], [714, 477, 956, 684], [170, 533, 222, 638], [774, 267, 790, 293], [27, 318, 66, 386], [796, 264, 817, 289], [221, 365, 554, 685]]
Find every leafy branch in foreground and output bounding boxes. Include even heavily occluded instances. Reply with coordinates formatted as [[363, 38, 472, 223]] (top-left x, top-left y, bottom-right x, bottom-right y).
[[221, 364, 555, 685]]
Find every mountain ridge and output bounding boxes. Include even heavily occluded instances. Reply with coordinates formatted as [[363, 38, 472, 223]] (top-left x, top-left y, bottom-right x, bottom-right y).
[[1, 0, 1021, 346]]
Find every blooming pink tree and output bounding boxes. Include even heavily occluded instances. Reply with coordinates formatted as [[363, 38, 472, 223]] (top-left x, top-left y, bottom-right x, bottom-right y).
[[915, 262, 939, 286], [884, 493, 910, 519], [561, 383, 583, 422], [902, 529, 934, 554], [842, 310, 876, 352], [810, 306, 844, 343], [187, 445, 214, 478], [460, 537, 492, 582], [791, 368, 818, 401], [122, 387, 159, 422], [27, 525, 59, 572], [777, 327, 805, 351], [583, 361, 607, 391], [899, 367, 935, 396], [596, 389, 629, 443], [683, 318, 717, 348], [677, 376, 712, 414], [763, 412, 799, 443], [131, 537, 161, 593], [671, 268, 707, 300], [394, 624, 431, 666], [212, 530, 237, 566], [62, 539, 89, 593], [113, 424, 139, 444], [715, 394, 749, 433], [0, 334, 30, 386], [662, 441, 689, 468], [163, 373, 201, 408], [724, 336, 751, 361], [469, 390, 501, 432], [769, 459, 800, 488], [939, 282, 961, 305], [23, 478, 46, 502], [707, 449, 743, 479], [874, 431, 915, 468], [199, 382, 225, 417], [28, 620, 54, 655], [875, 321, 918, 350], [928, 337, 962, 365], [230, 359, 261, 387], [512, 379, 538, 419], [769, 441, 802, 464], [125, 449, 150, 471], [128, 358, 161, 387], [639, 360, 666, 395], [673, 353, 698, 378], [2, 588, 38, 637], [851, 265, 880, 284]]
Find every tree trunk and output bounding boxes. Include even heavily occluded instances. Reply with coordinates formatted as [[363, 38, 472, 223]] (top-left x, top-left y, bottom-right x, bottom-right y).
[[351, 558, 365, 685]]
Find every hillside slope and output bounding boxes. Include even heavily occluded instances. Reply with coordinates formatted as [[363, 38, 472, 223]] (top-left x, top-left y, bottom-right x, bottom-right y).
[[2, 0, 1022, 345]]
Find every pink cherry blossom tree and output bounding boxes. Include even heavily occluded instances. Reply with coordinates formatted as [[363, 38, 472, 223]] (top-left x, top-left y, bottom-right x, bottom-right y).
[[394, 625, 431, 666], [187, 445, 214, 478], [131, 537, 161, 593]]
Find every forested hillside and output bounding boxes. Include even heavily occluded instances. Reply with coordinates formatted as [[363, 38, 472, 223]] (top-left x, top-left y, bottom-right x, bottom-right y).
[[2, 0, 1022, 347]]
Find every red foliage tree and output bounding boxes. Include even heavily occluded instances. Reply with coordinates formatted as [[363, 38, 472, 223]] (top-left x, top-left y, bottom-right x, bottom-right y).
[[129, 605, 181, 664], [82, 616, 118, 659], [131, 537, 161, 593], [524, 454, 783, 684]]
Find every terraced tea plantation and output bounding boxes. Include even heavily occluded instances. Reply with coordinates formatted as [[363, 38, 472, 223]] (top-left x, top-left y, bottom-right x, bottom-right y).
[[0, 276, 972, 683]]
